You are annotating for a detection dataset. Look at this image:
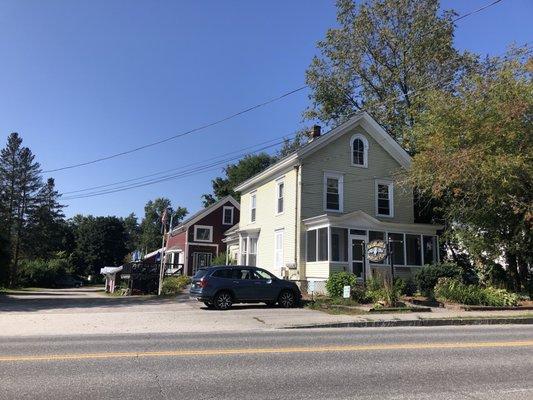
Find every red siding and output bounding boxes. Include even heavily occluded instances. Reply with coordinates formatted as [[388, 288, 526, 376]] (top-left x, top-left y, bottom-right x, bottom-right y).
[[166, 230, 186, 250]]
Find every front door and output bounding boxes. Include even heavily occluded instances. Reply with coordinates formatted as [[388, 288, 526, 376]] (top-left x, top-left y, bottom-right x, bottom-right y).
[[350, 238, 366, 280], [192, 252, 212, 276]]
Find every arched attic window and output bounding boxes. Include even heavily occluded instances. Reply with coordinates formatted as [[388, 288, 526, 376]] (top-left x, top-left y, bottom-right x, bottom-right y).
[[351, 134, 368, 168]]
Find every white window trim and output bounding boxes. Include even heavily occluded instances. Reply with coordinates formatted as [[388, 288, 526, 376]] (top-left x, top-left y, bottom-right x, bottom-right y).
[[250, 191, 257, 223], [350, 134, 369, 168], [276, 179, 284, 215], [222, 206, 234, 225], [323, 171, 344, 213], [375, 179, 394, 218], [274, 229, 284, 268], [193, 225, 213, 242]]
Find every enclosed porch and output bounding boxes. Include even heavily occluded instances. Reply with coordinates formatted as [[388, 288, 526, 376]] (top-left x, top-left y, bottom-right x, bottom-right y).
[[303, 211, 442, 283]]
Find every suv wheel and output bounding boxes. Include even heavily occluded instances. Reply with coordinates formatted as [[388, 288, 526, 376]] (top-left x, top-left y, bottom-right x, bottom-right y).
[[214, 291, 233, 310], [278, 290, 296, 308]]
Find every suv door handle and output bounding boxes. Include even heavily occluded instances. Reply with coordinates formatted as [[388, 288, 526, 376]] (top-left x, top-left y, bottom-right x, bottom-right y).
[[232, 280, 240, 284]]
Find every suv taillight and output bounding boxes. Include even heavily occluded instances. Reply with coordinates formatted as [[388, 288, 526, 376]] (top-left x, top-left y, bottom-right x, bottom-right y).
[[199, 278, 207, 288]]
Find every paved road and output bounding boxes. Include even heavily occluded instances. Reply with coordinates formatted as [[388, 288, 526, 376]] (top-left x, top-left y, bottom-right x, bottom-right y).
[[1, 325, 532, 399]]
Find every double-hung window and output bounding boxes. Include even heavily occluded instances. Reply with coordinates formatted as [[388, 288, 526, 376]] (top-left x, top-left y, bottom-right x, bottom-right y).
[[351, 134, 368, 168], [276, 180, 284, 214], [375, 180, 394, 217], [324, 172, 343, 212], [250, 192, 257, 222], [222, 206, 234, 225], [274, 229, 284, 269]]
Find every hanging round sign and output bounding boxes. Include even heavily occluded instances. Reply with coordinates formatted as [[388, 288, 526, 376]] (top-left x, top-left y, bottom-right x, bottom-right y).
[[367, 240, 388, 263]]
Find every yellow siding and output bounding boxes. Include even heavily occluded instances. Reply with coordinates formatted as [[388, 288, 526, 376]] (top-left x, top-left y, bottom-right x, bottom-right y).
[[300, 123, 414, 224], [305, 261, 330, 279], [239, 167, 298, 276]]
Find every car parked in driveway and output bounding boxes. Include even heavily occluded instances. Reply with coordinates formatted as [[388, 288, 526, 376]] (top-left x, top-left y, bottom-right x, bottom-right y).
[[53, 275, 84, 288], [189, 265, 302, 310]]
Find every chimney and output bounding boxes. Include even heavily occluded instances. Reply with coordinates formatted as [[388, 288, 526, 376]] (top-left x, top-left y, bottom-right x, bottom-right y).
[[310, 125, 321, 141]]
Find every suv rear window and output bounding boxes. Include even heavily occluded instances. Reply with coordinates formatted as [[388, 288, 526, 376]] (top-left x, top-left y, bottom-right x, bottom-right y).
[[212, 269, 232, 279], [193, 269, 209, 279]]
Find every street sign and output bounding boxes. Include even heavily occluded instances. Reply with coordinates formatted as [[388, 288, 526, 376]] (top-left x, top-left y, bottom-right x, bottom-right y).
[[367, 240, 388, 263], [343, 285, 350, 299]]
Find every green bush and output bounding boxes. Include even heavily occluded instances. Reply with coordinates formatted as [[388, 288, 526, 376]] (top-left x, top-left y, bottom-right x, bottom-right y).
[[17, 258, 71, 287], [350, 285, 370, 303], [365, 276, 403, 307], [161, 275, 191, 295], [435, 278, 519, 307], [211, 252, 236, 266], [326, 272, 357, 298], [415, 263, 462, 297]]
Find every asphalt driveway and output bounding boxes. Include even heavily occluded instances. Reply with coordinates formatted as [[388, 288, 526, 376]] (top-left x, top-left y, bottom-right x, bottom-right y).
[[0, 287, 345, 336]]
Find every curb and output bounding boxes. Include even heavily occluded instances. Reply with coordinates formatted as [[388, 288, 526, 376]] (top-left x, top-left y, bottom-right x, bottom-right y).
[[283, 317, 533, 329]]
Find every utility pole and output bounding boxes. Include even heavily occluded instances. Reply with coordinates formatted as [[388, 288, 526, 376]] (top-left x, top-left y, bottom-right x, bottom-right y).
[[157, 208, 170, 296]]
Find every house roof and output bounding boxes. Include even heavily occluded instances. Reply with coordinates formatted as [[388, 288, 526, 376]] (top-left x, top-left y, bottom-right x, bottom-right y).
[[170, 195, 240, 235], [234, 112, 412, 192], [302, 210, 442, 235]]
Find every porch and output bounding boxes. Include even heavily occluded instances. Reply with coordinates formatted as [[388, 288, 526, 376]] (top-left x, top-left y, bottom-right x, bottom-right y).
[[303, 210, 442, 282]]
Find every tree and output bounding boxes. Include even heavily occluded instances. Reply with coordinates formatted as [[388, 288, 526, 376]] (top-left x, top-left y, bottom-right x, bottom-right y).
[[405, 48, 532, 290], [70, 215, 129, 277], [24, 178, 66, 260], [305, 0, 473, 150], [276, 128, 310, 158], [122, 213, 141, 253], [0, 133, 42, 285], [202, 153, 277, 206], [139, 198, 187, 252]]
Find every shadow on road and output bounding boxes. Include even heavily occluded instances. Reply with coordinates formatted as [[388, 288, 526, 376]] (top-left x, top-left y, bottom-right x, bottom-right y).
[[0, 290, 191, 312]]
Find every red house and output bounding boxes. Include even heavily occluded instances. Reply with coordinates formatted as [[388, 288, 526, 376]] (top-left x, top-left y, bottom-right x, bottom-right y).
[[164, 196, 240, 276]]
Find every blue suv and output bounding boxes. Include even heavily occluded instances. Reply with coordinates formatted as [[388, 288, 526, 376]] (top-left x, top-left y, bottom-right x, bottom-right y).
[[189, 266, 302, 310]]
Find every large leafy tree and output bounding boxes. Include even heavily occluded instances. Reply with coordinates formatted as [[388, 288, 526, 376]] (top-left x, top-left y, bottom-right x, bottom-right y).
[[70, 215, 129, 276], [406, 49, 532, 290], [202, 153, 277, 206], [122, 213, 141, 253], [139, 198, 187, 252], [305, 0, 473, 150]]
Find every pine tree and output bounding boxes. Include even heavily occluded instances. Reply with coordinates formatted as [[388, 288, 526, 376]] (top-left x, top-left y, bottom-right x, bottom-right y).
[[0, 133, 42, 285]]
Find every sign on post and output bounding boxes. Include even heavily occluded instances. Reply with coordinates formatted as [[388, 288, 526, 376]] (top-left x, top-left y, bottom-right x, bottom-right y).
[[343, 285, 350, 299]]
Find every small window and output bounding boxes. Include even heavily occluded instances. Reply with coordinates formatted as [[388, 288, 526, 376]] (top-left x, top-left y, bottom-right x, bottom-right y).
[[222, 206, 234, 225], [324, 172, 343, 212], [351, 134, 368, 167], [306, 230, 317, 262], [248, 237, 258, 266], [406, 234, 422, 266], [250, 192, 257, 222], [388, 233, 405, 265], [331, 228, 348, 262], [276, 181, 284, 214], [307, 228, 329, 262], [212, 269, 232, 279], [194, 225, 213, 242], [423, 236, 436, 265], [375, 180, 394, 217]]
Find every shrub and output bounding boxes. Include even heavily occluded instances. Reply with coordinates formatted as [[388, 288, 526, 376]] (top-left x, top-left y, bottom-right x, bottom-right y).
[[415, 263, 462, 297], [350, 285, 370, 303], [17, 258, 71, 287], [435, 278, 519, 307], [211, 252, 236, 266], [402, 279, 418, 296], [326, 272, 357, 298], [161, 275, 192, 295], [364, 275, 403, 307]]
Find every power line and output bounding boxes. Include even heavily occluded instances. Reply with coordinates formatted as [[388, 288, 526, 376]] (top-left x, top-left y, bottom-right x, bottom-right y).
[[43, 85, 307, 173], [61, 138, 292, 200], [60, 43, 530, 201], [62, 135, 293, 195], [44, 0, 506, 175]]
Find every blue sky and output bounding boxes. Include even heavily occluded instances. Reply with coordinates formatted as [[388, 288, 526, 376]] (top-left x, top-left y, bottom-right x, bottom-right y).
[[0, 0, 531, 220]]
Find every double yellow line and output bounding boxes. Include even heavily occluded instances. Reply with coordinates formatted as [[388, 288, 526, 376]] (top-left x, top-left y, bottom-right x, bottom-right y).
[[1, 340, 532, 363]]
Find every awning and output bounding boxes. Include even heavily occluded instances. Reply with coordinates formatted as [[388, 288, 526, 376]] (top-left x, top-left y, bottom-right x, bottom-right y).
[[100, 266, 123, 275]]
